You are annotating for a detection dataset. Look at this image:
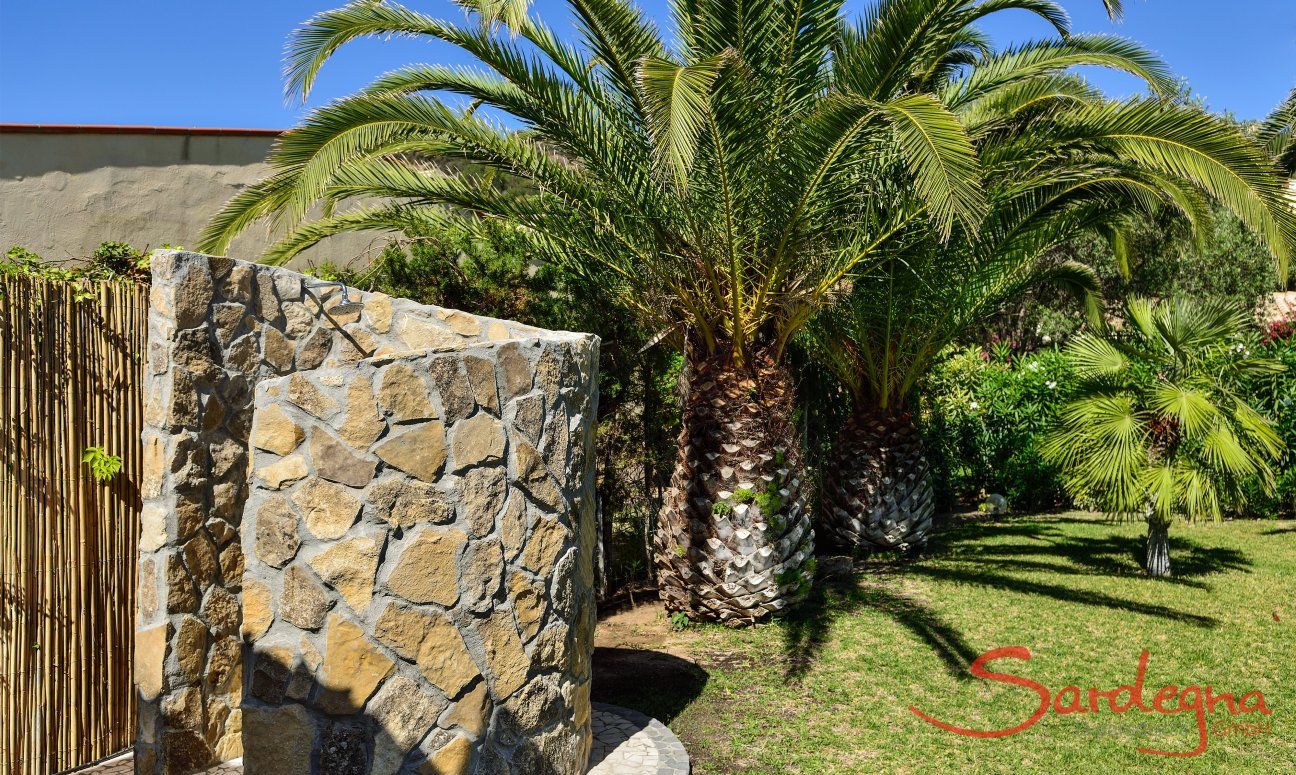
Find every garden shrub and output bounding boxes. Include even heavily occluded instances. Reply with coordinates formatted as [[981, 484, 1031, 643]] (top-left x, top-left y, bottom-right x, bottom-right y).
[[307, 221, 563, 326], [1239, 314, 1296, 518], [2, 242, 151, 285], [920, 345, 1074, 512]]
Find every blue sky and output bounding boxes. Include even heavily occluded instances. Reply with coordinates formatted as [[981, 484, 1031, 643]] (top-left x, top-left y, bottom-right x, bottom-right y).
[[1, 1, 1292, 128]]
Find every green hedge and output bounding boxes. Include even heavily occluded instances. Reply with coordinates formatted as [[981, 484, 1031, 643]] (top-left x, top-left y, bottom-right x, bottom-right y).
[[1240, 320, 1296, 518]]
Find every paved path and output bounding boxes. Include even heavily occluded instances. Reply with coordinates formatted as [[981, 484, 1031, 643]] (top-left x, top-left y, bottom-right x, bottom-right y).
[[74, 755, 239, 774], [74, 704, 688, 774], [587, 703, 690, 775]]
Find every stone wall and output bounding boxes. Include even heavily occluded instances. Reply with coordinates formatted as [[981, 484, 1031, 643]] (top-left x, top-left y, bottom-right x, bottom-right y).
[[135, 251, 599, 774]]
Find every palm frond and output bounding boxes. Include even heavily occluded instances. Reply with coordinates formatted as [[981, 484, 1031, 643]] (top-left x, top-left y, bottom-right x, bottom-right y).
[[285, 1, 452, 100], [1054, 99, 1296, 274], [1150, 383, 1218, 437], [1066, 333, 1129, 378], [1258, 86, 1296, 175], [198, 170, 299, 254], [262, 203, 455, 265], [945, 35, 1175, 112], [569, 0, 665, 115], [638, 52, 730, 188], [879, 93, 986, 235]]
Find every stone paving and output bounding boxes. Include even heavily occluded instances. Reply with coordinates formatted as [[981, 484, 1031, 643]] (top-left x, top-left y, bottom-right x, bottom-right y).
[[73, 704, 688, 774], [73, 753, 240, 774], [587, 703, 690, 775]]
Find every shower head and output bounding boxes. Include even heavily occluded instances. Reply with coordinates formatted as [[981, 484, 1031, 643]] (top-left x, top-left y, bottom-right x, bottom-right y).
[[329, 294, 365, 316], [304, 280, 364, 316]]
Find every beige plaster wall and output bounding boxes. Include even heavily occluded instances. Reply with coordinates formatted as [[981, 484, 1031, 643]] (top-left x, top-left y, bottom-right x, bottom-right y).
[[0, 130, 381, 266]]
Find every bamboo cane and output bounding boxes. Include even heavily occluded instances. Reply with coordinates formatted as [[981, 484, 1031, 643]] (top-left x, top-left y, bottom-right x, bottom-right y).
[[1, 276, 145, 774]]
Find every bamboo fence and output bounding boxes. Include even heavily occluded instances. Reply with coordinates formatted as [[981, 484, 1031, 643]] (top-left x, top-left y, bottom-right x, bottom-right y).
[[1, 276, 146, 774]]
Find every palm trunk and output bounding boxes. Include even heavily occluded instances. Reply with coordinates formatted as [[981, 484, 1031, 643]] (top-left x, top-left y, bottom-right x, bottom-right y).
[[822, 406, 934, 552], [1145, 520, 1172, 577], [655, 345, 815, 625]]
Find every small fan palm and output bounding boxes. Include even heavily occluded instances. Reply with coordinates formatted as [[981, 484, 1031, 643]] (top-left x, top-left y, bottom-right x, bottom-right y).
[[810, 14, 1296, 553], [1044, 297, 1285, 576]]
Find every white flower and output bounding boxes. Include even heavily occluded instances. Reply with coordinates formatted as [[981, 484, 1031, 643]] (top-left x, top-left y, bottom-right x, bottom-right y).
[[1042, 334, 1053, 344], [1046, 380, 1057, 390], [1029, 362, 1040, 371], [969, 401, 980, 410]]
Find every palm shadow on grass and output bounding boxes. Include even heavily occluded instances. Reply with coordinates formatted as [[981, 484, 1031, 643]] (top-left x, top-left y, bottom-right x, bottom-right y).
[[782, 514, 1242, 681], [907, 517, 1234, 628], [781, 566, 981, 683], [926, 536, 1248, 592], [925, 516, 1249, 582], [909, 565, 1218, 628]]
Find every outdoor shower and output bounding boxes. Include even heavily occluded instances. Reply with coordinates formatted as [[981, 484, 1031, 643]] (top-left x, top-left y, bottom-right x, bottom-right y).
[[302, 279, 364, 316]]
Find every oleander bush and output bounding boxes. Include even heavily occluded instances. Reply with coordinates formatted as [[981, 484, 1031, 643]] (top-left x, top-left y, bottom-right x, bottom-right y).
[[919, 345, 1074, 513], [1239, 314, 1296, 518]]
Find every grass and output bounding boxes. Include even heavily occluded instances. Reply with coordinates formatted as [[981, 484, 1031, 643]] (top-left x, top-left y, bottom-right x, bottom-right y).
[[592, 512, 1296, 774]]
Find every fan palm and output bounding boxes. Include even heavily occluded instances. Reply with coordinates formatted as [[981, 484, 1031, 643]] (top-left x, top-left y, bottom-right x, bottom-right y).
[[812, 21, 1296, 553], [1043, 297, 1285, 576]]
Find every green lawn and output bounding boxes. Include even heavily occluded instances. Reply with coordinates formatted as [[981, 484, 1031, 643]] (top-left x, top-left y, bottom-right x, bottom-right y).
[[592, 512, 1296, 774]]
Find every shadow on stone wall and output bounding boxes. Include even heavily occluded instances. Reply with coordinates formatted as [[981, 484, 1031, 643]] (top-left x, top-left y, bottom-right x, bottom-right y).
[[245, 642, 591, 774]]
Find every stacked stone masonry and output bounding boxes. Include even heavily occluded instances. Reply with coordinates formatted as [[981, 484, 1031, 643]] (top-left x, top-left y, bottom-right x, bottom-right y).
[[135, 251, 600, 774]]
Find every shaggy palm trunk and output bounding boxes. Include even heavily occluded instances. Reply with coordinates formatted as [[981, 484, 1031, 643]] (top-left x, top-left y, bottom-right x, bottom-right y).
[[655, 345, 815, 625], [822, 406, 934, 552], [1145, 520, 1172, 577]]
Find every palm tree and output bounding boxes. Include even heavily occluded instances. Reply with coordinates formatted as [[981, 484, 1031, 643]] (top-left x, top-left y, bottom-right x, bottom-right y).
[[197, 0, 1016, 624], [812, 27, 1296, 553], [1043, 297, 1285, 576], [199, 0, 1293, 620]]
